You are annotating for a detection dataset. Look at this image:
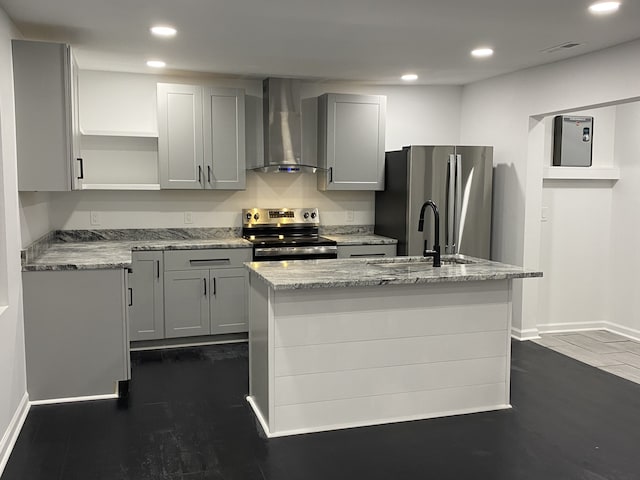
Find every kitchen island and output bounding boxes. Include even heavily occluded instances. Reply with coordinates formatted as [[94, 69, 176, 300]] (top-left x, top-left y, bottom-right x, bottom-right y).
[[246, 255, 542, 437]]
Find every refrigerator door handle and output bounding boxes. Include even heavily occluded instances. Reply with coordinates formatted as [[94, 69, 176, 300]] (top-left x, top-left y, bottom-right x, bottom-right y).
[[447, 154, 456, 254], [454, 154, 462, 254]]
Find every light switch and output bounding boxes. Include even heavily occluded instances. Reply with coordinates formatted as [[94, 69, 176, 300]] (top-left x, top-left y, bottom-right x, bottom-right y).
[[541, 207, 549, 222], [184, 212, 193, 224]]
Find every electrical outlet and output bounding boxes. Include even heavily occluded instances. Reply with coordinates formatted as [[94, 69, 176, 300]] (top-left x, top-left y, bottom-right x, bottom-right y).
[[346, 210, 355, 223], [90, 211, 101, 226], [184, 212, 193, 224]]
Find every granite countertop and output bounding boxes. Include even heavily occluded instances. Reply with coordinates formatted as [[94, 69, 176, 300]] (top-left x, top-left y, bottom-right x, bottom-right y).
[[21, 226, 398, 271], [322, 233, 397, 245], [246, 255, 542, 290], [22, 238, 252, 271]]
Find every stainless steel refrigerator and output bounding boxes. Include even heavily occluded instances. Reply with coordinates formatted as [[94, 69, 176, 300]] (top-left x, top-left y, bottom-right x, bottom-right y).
[[375, 146, 493, 259]]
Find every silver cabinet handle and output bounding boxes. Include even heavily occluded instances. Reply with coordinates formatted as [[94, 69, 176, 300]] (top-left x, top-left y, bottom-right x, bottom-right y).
[[203, 278, 207, 296], [208, 165, 212, 183], [198, 165, 203, 183], [128, 287, 133, 307], [77, 158, 84, 179], [213, 277, 217, 295], [156, 260, 160, 279], [329, 167, 333, 183]]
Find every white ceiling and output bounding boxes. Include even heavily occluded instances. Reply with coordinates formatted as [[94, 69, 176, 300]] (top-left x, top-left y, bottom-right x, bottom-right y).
[[1, 0, 639, 85]]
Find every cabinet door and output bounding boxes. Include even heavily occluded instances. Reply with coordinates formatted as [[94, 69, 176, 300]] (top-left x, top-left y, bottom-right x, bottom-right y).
[[157, 83, 204, 189], [69, 50, 84, 190], [129, 251, 164, 341], [22, 269, 129, 401], [12, 40, 73, 191], [164, 269, 210, 338], [210, 268, 248, 335], [203, 87, 246, 190], [318, 93, 386, 191]]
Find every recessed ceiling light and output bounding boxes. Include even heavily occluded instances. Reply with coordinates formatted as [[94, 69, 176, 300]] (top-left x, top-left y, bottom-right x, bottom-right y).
[[146, 60, 166, 68], [150, 25, 177, 37], [471, 48, 494, 58], [588, 1, 621, 14], [401, 74, 418, 81]]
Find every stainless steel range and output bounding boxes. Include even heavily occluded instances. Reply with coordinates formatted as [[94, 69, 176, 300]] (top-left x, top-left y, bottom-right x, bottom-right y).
[[242, 208, 338, 261]]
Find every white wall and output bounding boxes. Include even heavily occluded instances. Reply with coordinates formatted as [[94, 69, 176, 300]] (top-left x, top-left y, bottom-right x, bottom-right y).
[[19, 192, 52, 247], [460, 39, 640, 338], [0, 6, 28, 474], [41, 75, 461, 231], [610, 101, 640, 337], [537, 106, 616, 332]]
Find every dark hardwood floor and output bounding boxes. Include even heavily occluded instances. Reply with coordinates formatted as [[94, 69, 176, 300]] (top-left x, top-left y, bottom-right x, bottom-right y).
[[3, 340, 640, 480]]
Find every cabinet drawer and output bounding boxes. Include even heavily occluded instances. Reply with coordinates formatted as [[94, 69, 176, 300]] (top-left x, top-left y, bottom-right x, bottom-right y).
[[164, 248, 251, 271], [337, 244, 397, 259]]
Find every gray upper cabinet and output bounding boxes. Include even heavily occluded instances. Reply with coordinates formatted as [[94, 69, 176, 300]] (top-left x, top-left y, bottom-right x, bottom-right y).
[[203, 87, 246, 189], [12, 40, 82, 191], [157, 83, 246, 190], [317, 93, 386, 191], [157, 83, 204, 189], [129, 251, 164, 341]]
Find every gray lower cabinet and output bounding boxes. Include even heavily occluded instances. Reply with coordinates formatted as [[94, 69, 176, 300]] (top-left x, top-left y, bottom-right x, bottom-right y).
[[22, 269, 131, 401], [164, 269, 210, 338], [337, 244, 397, 259], [128, 251, 164, 341], [209, 268, 248, 334], [163, 248, 251, 338], [317, 93, 386, 191]]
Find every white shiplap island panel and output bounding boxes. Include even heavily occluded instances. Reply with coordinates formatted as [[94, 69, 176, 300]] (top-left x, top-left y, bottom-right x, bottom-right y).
[[245, 255, 539, 437]]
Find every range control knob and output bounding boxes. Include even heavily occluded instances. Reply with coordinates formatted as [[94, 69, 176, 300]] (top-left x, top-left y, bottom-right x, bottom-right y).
[[253, 213, 260, 221], [303, 212, 310, 219], [245, 212, 252, 220], [310, 212, 317, 219]]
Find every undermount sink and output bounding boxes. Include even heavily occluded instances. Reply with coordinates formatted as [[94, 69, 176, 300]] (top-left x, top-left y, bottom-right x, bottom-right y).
[[369, 256, 479, 269], [368, 258, 476, 274]]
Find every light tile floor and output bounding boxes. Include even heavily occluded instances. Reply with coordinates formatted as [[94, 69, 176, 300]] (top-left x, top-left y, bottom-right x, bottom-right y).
[[532, 330, 640, 384]]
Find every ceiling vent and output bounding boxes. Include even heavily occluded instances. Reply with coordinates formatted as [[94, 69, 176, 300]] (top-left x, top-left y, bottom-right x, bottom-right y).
[[541, 42, 583, 54]]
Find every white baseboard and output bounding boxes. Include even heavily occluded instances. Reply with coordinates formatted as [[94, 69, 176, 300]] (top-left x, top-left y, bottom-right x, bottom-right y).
[[511, 326, 540, 341], [30, 393, 118, 406], [534, 321, 640, 343], [537, 321, 605, 335], [602, 322, 640, 342], [0, 392, 30, 477]]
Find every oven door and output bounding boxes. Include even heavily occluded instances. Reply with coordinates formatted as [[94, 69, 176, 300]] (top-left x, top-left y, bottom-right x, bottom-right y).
[[253, 245, 338, 261]]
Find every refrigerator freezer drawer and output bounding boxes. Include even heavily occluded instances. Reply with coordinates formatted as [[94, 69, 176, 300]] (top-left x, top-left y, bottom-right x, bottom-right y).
[[553, 115, 593, 167]]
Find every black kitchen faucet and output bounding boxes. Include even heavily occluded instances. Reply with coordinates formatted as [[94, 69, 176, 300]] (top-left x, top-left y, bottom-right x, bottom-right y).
[[418, 200, 441, 267]]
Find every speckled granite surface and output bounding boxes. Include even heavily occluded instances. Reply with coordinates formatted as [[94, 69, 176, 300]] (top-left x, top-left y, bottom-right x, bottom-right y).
[[320, 225, 373, 235], [55, 228, 242, 242], [323, 233, 397, 245], [22, 238, 252, 271], [21, 227, 401, 271], [246, 255, 542, 290]]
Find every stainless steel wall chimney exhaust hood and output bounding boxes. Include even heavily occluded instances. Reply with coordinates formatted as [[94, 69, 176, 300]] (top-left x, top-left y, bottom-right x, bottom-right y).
[[252, 78, 317, 173]]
